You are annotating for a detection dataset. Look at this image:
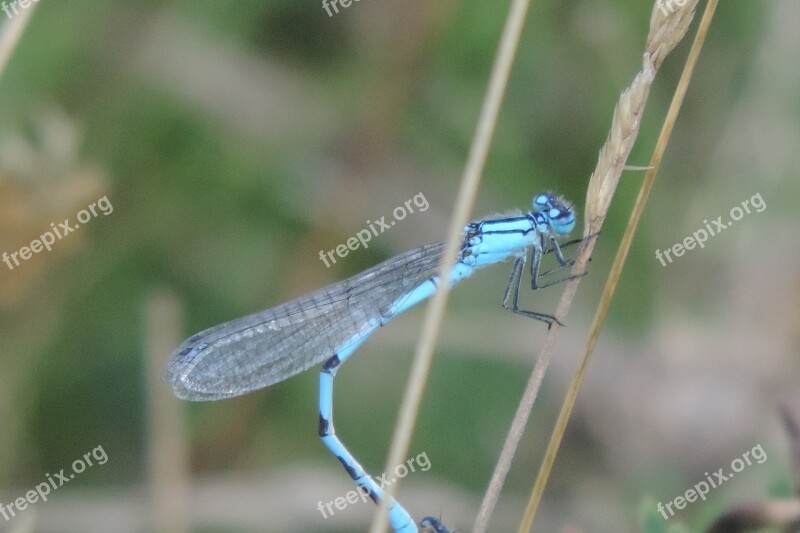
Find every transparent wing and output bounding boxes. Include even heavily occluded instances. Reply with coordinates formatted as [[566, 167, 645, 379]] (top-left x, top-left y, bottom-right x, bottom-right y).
[[164, 242, 446, 401]]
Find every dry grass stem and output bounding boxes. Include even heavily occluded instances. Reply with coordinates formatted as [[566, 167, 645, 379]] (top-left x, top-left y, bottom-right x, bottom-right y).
[[517, 1, 717, 531], [585, 0, 698, 230], [369, 0, 535, 531], [146, 291, 190, 533], [474, 1, 703, 532], [0, 4, 37, 81]]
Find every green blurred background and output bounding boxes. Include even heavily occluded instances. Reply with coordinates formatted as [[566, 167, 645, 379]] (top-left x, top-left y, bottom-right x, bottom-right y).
[[0, 1, 798, 532]]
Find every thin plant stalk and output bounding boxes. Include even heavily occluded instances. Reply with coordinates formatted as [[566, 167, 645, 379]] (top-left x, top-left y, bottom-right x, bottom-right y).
[[474, 0, 704, 531], [0, 4, 37, 81], [369, 0, 536, 531], [517, 1, 718, 530]]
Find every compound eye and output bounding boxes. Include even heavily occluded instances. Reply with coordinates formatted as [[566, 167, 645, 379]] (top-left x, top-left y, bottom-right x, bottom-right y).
[[550, 208, 576, 235], [532, 193, 551, 213]]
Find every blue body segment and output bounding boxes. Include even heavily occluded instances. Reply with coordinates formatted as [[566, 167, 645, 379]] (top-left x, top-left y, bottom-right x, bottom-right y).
[[164, 192, 579, 533]]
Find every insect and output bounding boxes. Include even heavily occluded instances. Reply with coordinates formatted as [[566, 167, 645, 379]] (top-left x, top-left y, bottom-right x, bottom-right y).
[[164, 192, 583, 533]]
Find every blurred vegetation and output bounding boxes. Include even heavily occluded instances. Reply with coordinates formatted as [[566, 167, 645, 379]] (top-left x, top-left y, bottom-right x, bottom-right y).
[[0, 1, 797, 532]]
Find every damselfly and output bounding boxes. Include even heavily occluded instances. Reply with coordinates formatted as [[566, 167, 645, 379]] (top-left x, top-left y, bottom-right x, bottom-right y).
[[164, 192, 585, 533]]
